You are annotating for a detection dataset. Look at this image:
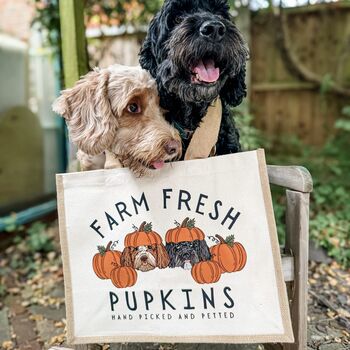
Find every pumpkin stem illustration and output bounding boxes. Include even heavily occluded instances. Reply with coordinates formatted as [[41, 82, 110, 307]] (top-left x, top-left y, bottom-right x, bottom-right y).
[[181, 217, 195, 228], [97, 241, 113, 256], [138, 221, 147, 231], [106, 241, 113, 251], [180, 217, 190, 227], [215, 234, 226, 244]]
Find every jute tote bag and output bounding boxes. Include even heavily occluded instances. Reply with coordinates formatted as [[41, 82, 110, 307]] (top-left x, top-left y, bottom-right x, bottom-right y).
[[56, 149, 294, 344]]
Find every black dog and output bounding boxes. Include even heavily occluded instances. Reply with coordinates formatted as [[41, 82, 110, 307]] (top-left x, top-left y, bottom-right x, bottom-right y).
[[166, 240, 211, 270], [139, 0, 249, 155]]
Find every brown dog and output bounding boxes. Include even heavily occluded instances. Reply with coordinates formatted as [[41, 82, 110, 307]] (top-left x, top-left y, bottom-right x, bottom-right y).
[[53, 64, 182, 176], [121, 244, 169, 272]]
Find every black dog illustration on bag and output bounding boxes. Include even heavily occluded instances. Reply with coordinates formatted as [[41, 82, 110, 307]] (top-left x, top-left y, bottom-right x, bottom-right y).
[[165, 218, 211, 270]]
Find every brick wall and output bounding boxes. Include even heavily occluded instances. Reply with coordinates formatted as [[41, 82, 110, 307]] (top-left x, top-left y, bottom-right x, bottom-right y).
[[0, 0, 35, 41]]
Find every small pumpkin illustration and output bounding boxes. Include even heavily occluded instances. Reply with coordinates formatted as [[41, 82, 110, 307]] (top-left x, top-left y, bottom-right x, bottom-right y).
[[210, 234, 247, 273], [110, 266, 137, 288], [124, 222, 162, 247], [191, 260, 221, 284], [165, 217, 205, 243], [92, 241, 121, 279]]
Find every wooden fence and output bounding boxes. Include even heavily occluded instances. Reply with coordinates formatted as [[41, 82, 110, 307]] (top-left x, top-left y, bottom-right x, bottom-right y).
[[250, 2, 350, 145]]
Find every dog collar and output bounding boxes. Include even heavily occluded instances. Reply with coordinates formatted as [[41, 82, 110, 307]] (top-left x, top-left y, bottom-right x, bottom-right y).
[[172, 121, 195, 140]]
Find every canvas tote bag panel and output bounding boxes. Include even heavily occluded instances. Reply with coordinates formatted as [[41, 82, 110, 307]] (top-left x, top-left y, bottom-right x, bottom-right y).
[[56, 149, 294, 344]]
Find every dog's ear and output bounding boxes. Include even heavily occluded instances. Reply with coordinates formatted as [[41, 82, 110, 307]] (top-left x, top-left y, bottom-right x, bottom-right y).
[[52, 93, 70, 119], [220, 66, 247, 107], [121, 247, 134, 267], [196, 240, 212, 262], [165, 243, 176, 268], [52, 68, 117, 155], [155, 244, 170, 269], [139, 18, 158, 78], [139, 4, 170, 78]]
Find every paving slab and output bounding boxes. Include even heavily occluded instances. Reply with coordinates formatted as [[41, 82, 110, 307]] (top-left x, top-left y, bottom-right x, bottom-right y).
[[0, 307, 11, 343], [29, 304, 65, 322], [318, 343, 346, 350], [36, 318, 63, 345], [4, 295, 26, 316], [18, 340, 42, 350], [11, 313, 37, 344], [50, 285, 65, 298]]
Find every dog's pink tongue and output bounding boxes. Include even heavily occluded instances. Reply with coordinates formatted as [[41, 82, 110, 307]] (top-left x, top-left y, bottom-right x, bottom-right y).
[[193, 59, 220, 83], [152, 160, 165, 169]]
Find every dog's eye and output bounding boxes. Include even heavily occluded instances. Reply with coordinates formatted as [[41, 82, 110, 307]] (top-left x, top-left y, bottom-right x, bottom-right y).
[[127, 103, 141, 114], [174, 16, 182, 24], [148, 245, 153, 250]]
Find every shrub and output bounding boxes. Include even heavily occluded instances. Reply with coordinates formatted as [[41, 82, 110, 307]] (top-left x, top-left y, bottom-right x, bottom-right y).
[[266, 106, 350, 267]]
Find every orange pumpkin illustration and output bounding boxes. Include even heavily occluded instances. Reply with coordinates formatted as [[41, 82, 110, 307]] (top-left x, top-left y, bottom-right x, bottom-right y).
[[92, 241, 121, 279], [110, 266, 137, 288], [210, 234, 247, 273], [165, 217, 205, 243], [124, 222, 163, 247], [191, 260, 221, 284]]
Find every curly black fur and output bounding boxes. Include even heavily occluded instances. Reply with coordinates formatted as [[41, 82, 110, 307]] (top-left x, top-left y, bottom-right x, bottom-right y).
[[166, 240, 211, 269], [139, 0, 249, 155]]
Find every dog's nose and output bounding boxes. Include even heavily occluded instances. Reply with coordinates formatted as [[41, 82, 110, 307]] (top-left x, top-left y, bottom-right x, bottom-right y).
[[165, 140, 181, 155], [141, 255, 148, 262], [200, 20, 226, 41]]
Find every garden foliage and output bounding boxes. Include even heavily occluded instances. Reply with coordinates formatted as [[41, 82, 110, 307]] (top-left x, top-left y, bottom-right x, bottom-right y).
[[237, 106, 350, 268]]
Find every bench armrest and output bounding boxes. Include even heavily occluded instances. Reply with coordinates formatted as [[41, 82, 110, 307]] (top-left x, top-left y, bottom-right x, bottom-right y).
[[267, 165, 313, 193]]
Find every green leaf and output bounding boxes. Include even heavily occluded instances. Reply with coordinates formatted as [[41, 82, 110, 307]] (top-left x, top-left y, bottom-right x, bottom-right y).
[[98, 245, 106, 256], [27, 222, 54, 253], [335, 119, 350, 132], [342, 106, 350, 117], [144, 223, 153, 232], [225, 235, 235, 247], [320, 73, 334, 94], [187, 219, 196, 229]]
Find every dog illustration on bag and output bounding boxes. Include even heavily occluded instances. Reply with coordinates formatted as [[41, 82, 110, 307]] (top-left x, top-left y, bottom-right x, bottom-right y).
[[165, 218, 211, 270], [121, 222, 170, 272], [91, 219, 247, 288]]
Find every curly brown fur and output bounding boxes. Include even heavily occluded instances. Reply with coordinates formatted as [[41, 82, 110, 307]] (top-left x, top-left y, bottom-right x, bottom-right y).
[[155, 244, 170, 269], [53, 64, 182, 176], [121, 244, 170, 272]]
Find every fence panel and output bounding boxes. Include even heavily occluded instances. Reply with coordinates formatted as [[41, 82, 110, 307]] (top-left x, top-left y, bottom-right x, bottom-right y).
[[250, 3, 350, 145]]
